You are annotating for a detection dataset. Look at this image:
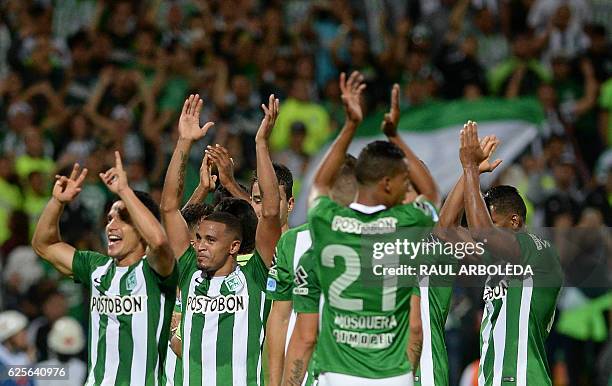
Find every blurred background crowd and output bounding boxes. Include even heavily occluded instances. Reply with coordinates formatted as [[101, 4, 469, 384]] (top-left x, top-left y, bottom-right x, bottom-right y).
[[0, 0, 610, 385]]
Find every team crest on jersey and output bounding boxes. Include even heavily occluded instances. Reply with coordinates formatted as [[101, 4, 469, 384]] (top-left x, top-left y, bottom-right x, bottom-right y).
[[126, 271, 137, 291], [224, 273, 243, 292], [292, 266, 309, 295]]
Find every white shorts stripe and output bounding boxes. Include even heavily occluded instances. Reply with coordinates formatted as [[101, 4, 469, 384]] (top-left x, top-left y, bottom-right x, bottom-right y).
[[517, 278, 533, 386]]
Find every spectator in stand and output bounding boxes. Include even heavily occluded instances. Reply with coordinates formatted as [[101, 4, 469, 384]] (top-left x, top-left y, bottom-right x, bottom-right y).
[[0, 157, 22, 245], [28, 290, 67, 362], [0, 311, 34, 386], [489, 31, 552, 97], [273, 122, 310, 197], [271, 78, 330, 155], [36, 317, 86, 386]]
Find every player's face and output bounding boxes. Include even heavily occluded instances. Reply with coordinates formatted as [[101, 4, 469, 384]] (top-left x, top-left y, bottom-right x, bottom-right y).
[[251, 182, 292, 226], [194, 220, 240, 272], [105, 201, 143, 260], [387, 159, 411, 206]]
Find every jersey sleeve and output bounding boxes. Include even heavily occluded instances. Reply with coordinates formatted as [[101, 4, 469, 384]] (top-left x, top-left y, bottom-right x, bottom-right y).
[[516, 232, 562, 279], [177, 246, 197, 287], [266, 236, 294, 301], [144, 258, 179, 294], [292, 250, 321, 313], [243, 250, 269, 290], [72, 250, 110, 285]]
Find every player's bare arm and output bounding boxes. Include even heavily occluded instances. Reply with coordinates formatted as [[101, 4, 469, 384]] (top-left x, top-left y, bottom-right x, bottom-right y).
[[309, 71, 366, 206], [32, 163, 88, 276], [267, 300, 293, 386], [407, 294, 423, 373], [160, 94, 215, 258], [382, 84, 441, 207], [281, 313, 319, 386], [254, 94, 282, 266], [435, 124, 501, 244], [100, 151, 175, 276], [461, 121, 521, 262], [184, 152, 217, 209], [206, 144, 252, 202]]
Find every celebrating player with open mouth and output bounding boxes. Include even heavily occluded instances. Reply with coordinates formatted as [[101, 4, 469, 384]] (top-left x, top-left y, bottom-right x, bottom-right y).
[[32, 152, 177, 385]]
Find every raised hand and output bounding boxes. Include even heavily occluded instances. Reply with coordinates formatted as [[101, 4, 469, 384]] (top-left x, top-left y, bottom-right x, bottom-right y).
[[478, 133, 503, 174], [255, 94, 279, 143], [53, 163, 88, 204], [340, 71, 366, 124], [381, 83, 400, 137], [99, 151, 129, 194], [460, 120, 486, 168], [178, 94, 215, 141], [205, 145, 235, 188], [198, 152, 217, 192]]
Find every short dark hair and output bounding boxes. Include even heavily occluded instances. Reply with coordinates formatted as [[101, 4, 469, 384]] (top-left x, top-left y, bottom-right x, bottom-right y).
[[181, 203, 213, 229], [483, 185, 527, 220], [212, 183, 250, 207], [252, 162, 294, 200], [355, 141, 406, 185], [214, 198, 257, 254], [132, 191, 161, 221], [203, 211, 243, 241]]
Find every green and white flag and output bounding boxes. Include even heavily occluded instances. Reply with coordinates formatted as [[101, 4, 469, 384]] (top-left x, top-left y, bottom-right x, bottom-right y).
[[292, 97, 543, 225]]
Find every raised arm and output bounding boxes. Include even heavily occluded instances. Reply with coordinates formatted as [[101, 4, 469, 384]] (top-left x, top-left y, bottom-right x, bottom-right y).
[[254, 95, 282, 266], [438, 129, 502, 229], [461, 122, 521, 262], [160, 95, 214, 258], [206, 144, 252, 202], [32, 164, 88, 276], [184, 153, 217, 209], [382, 84, 440, 207], [100, 151, 175, 276], [309, 71, 365, 206]]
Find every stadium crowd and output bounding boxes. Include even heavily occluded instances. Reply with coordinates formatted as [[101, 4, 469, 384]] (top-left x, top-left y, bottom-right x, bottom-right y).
[[0, 0, 610, 385]]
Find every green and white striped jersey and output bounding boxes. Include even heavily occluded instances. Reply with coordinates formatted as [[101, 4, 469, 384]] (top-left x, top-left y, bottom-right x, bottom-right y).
[[162, 299, 182, 385], [307, 196, 436, 379], [478, 232, 562, 386], [178, 246, 271, 386], [415, 245, 456, 386], [72, 250, 178, 386], [266, 223, 312, 345]]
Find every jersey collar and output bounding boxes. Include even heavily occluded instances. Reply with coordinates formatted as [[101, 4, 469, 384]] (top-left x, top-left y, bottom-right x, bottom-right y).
[[349, 202, 387, 214]]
